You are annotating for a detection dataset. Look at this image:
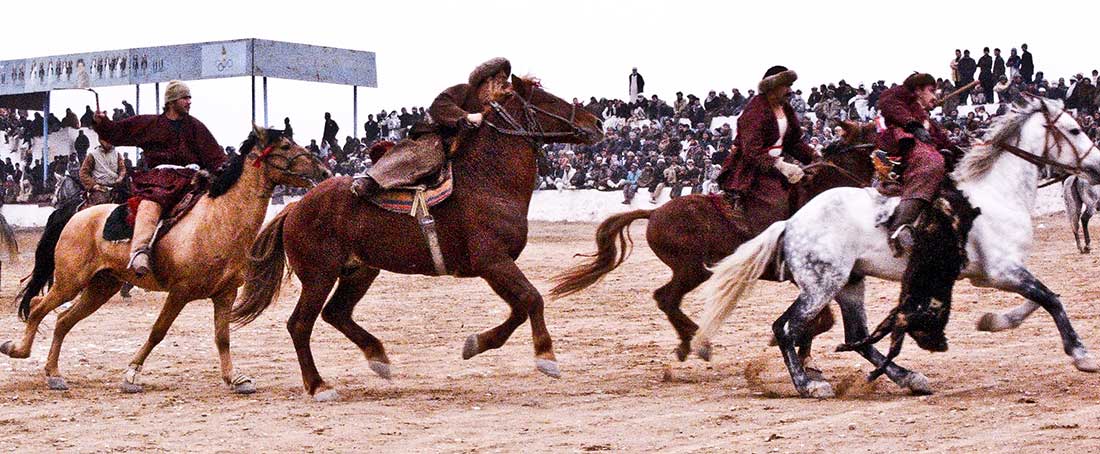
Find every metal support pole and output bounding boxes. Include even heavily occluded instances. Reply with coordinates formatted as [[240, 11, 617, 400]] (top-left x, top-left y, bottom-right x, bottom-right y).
[[41, 92, 50, 183], [251, 75, 256, 125], [155, 82, 160, 114], [135, 84, 140, 115], [353, 85, 358, 140], [262, 76, 269, 127]]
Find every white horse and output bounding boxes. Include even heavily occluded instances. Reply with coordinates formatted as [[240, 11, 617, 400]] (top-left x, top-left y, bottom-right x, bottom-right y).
[[1062, 174, 1100, 253], [692, 97, 1100, 398]]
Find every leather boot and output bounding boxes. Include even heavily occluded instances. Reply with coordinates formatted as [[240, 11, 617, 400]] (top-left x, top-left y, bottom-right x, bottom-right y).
[[129, 200, 162, 277], [888, 199, 926, 257], [349, 175, 381, 199]]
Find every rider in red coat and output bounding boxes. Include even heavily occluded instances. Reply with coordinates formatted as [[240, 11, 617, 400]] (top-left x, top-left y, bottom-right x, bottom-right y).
[[876, 73, 955, 253], [717, 65, 815, 230]]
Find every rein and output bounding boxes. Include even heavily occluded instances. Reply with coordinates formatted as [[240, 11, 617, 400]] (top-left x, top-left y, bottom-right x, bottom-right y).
[[485, 91, 590, 145], [802, 143, 874, 186], [249, 144, 319, 183], [997, 100, 1098, 176]]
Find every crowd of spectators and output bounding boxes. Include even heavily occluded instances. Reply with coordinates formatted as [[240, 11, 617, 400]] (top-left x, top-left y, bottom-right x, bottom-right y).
[[5, 44, 1100, 207]]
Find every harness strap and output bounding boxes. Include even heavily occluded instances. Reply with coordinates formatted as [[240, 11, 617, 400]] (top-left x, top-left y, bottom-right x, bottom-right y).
[[411, 189, 448, 276]]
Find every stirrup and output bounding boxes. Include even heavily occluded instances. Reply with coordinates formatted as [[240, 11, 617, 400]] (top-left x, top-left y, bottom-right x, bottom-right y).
[[888, 224, 915, 257], [128, 248, 152, 277]]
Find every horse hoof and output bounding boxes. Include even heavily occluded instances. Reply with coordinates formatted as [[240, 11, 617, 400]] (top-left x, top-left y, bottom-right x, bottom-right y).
[[900, 372, 934, 395], [1073, 355, 1100, 373], [231, 377, 257, 395], [1082, 246, 1091, 254], [674, 345, 689, 362], [368, 360, 392, 380], [120, 381, 144, 394], [801, 380, 835, 399], [976, 313, 1013, 332], [314, 389, 340, 402], [46, 376, 69, 391], [535, 359, 561, 379], [695, 342, 712, 362], [462, 334, 480, 360], [805, 367, 826, 382], [0, 341, 11, 356]]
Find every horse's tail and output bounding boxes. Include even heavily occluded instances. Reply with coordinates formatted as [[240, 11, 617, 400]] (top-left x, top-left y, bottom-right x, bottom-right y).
[[231, 202, 292, 327], [549, 209, 652, 298], [16, 198, 81, 321], [0, 213, 18, 261], [692, 220, 788, 352]]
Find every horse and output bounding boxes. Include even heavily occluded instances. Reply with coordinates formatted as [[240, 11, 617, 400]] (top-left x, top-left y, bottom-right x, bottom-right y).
[[693, 96, 1100, 398], [1062, 174, 1099, 253], [229, 75, 604, 401], [549, 121, 878, 361], [0, 210, 17, 280], [1, 126, 329, 393]]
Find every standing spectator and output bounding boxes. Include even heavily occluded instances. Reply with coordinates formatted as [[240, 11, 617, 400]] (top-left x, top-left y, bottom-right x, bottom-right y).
[[957, 50, 977, 105], [950, 49, 962, 85], [993, 48, 1006, 80], [80, 105, 94, 129], [1006, 48, 1021, 81], [628, 67, 645, 100], [978, 47, 995, 102], [61, 108, 80, 129], [322, 112, 340, 149], [1020, 43, 1034, 83], [363, 114, 379, 143], [73, 129, 90, 162], [283, 117, 294, 139], [121, 100, 135, 118]]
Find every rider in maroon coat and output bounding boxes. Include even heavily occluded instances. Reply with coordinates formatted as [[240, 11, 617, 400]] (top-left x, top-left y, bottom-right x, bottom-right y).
[[717, 65, 815, 231], [92, 80, 226, 277], [876, 73, 955, 253]]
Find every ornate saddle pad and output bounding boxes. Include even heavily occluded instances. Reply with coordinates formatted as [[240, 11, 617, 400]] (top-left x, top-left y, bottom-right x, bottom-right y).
[[368, 163, 454, 214], [102, 187, 207, 242]]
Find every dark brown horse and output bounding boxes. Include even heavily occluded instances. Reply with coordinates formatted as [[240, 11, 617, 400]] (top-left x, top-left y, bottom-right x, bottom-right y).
[[229, 76, 603, 401], [550, 122, 877, 361]]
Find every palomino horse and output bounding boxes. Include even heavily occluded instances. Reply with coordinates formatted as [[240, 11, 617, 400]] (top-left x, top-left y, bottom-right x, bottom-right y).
[[550, 122, 877, 361], [695, 97, 1100, 398], [230, 75, 603, 401], [1, 126, 329, 393]]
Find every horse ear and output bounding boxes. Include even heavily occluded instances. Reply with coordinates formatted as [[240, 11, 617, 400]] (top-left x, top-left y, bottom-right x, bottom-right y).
[[511, 75, 531, 99], [252, 123, 267, 144]]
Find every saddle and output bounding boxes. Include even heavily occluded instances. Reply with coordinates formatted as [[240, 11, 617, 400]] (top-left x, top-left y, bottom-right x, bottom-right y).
[[366, 163, 453, 215], [102, 180, 208, 243]]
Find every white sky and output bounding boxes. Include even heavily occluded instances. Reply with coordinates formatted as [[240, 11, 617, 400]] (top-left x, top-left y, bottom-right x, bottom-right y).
[[3, 0, 1099, 146]]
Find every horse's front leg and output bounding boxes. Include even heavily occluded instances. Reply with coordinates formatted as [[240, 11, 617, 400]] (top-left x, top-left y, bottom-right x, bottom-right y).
[[773, 293, 835, 398], [834, 278, 933, 395], [976, 300, 1041, 332], [997, 269, 1098, 372], [469, 259, 559, 378]]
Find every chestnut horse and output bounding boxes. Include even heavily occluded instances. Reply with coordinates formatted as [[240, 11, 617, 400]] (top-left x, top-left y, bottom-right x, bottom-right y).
[[550, 122, 877, 361], [1, 127, 329, 393], [230, 76, 604, 401]]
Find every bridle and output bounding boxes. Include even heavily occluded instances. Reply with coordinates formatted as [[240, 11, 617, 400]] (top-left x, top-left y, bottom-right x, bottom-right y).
[[801, 143, 875, 186], [250, 141, 325, 184], [998, 98, 1099, 176], [484, 88, 593, 147]]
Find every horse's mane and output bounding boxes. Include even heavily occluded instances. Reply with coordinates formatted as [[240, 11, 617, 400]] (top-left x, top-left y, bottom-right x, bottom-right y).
[[209, 128, 286, 198], [951, 99, 1044, 183]]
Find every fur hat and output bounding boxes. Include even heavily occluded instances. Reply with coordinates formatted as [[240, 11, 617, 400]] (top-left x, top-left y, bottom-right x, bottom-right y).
[[758, 66, 797, 94], [164, 80, 191, 104], [903, 73, 936, 91], [468, 57, 511, 86]]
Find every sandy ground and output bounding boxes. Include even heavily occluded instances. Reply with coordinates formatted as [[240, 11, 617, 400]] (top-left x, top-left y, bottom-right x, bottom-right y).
[[2, 215, 1100, 453]]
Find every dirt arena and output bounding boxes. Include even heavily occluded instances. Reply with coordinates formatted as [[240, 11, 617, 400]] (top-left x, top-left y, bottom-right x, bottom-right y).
[[2, 215, 1100, 453]]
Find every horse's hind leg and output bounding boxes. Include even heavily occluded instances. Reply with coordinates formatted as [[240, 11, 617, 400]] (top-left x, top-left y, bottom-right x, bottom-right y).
[[1081, 207, 1093, 253], [470, 260, 559, 378], [42, 272, 122, 390], [834, 277, 932, 395], [321, 267, 391, 379], [1, 277, 87, 360], [653, 265, 707, 361], [773, 290, 837, 398], [288, 273, 339, 400], [120, 292, 191, 393], [1002, 269, 1098, 372], [212, 289, 255, 394]]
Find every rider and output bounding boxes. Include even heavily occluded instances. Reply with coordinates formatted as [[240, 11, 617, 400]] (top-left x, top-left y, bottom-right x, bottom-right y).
[[876, 72, 955, 253], [350, 57, 513, 198], [92, 80, 226, 277], [78, 137, 128, 206], [717, 65, 815, 229]]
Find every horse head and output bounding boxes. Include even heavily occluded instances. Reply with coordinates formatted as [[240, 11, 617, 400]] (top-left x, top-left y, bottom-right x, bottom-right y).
[[998, 96, 1100, 183], [246, 125, 331, 189], [486, 75, 604, 146]]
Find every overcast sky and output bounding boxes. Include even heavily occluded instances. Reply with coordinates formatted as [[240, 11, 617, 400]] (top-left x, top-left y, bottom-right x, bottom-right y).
[[3, 0, 1099, 146]]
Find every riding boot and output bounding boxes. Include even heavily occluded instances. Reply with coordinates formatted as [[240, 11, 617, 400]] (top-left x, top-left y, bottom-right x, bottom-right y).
[[129, 200, 162, 277], [887, 198, 926, 257], [349, 175, 381, 199]]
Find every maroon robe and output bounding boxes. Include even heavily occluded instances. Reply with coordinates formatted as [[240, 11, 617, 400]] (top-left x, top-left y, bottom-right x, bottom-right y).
[[718, 96, 814, 226], [876, 86, 954, 201], [93, 113, 226, 212]]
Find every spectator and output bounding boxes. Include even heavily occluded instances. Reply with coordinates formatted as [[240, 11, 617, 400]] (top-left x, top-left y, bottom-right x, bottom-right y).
[[364, 114, 380, 143], [322, 112, 340, 149], [73, 129, 90, 161], [1020, 43, 1034, 83], [957, 49, 977, 104], [283, 117, 294, 139], [629, 67, 645, 100]]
